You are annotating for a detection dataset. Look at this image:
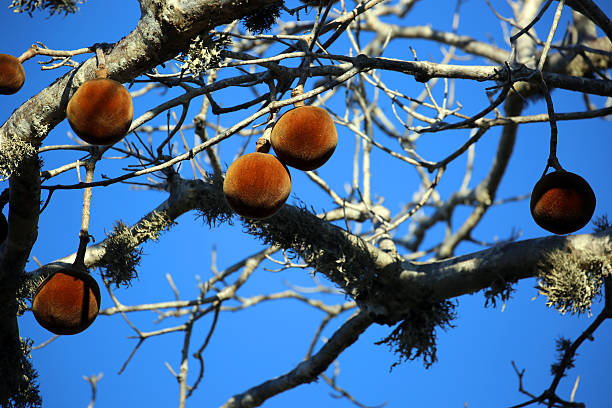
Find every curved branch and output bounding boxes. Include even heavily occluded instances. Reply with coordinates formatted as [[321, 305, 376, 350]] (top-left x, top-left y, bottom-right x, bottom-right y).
[[361, 19, 509, 64], [221, 311, 373, 408]]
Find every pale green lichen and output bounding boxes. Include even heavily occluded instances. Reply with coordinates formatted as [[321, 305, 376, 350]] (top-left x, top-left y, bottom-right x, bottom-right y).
[[0, 136, 38, 180], [101, 211, 176, 287], [244, 203, 378, 299], [9, 0, 81, 16], [537, 249, 609, 315], [179, 34, 230, 77], [31, 121, 50, 140]]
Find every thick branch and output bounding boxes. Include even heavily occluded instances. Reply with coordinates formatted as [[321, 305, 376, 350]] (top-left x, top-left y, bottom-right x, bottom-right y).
[[399, 232, 611, 303], [28, 177, 612, 326], [563, 0, 612, 42], [0, 154, 40, 404]]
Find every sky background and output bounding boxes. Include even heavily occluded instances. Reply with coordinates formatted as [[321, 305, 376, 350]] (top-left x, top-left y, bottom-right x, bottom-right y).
[[1, 0, 611, 407]]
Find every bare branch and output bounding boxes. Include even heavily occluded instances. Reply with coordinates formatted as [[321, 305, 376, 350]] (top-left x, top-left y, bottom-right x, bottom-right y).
[[221, 311, 373, 408]]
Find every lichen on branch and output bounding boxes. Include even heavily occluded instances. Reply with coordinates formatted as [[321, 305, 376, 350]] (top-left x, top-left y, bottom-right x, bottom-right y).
[[179, 33, 231, 77], [0, 337, 41, 408], [375, 300, 456, 369], [0, 136, 38, 180], [240, 3, 281, 34], [537, 249, 610, 315], [9, 0, 81, 16], [243, 204, 380, 300], [100, 211, 176, 287]]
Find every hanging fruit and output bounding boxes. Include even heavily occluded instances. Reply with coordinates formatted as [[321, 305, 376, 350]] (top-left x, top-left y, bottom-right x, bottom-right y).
[[32, 268, 101, 335], [0, 53, 25, 95], [270, 104, 337, 171], [530, 171, 596, 235], [223, 152, 291, 219]]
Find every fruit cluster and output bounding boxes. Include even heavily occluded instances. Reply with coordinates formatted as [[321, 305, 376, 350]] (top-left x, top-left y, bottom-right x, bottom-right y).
[[1, 50, 130, 335], [223, 103, 338, 219], [32, 268, 101, 335]]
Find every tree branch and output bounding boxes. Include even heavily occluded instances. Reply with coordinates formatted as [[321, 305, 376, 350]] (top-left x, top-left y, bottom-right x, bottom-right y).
[[27, 176, 612, 325], [562, 0, 612, 43], [221, 311, 373, 408]]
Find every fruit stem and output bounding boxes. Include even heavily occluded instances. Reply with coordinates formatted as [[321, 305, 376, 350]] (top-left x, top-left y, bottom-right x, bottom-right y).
[[255, 137, 271, 153], [545, 156, 564, 175], [538, 72, 564, 177], [95, 47, 109, 79], [291, 84, 305, 108], [255, 111, 277, 153], [73, 161, 96, 271], [17, 44, 38, 63]]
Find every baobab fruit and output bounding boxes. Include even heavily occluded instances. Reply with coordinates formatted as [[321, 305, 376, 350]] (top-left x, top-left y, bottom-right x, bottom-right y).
[[270, 106, 337, 171], [530, 171, 596, 235], [67, 78, 133, 145], [223, 152, 291, 219], [32, 268, 101, 335], [0, 54, 25, 95]]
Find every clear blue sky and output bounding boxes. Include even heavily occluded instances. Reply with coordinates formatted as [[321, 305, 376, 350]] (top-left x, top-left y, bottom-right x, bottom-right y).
[[1, 0, 611, 407]]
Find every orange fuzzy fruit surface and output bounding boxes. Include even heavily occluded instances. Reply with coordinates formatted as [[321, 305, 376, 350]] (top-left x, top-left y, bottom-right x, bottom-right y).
[[32, 269, 101, 335], [67, 78, 133, 145], [270, 106, 337, 171], [223, 152, 291, 219], [530, 171, 596, 235], [0, 54, 25, 95]]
